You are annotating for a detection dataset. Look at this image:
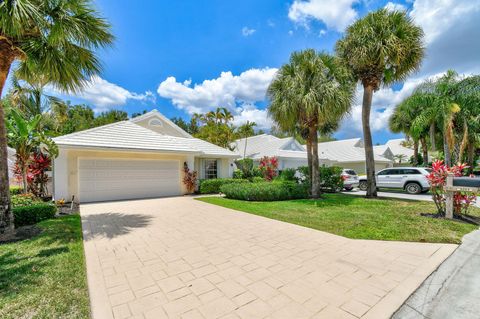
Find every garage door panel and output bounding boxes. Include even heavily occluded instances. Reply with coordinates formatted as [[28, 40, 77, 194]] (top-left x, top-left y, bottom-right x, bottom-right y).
[[78, 158, 181, 202]]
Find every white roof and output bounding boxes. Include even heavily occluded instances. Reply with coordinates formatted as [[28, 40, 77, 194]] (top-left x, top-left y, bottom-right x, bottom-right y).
[[385, 138, 415, 158], [53, 113, 238, 158], [318, 138, 392, 163], [233, 134, 322, 160]]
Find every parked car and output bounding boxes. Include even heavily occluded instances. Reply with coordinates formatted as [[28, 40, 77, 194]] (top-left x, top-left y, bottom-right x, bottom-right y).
[[341, 169, 359, 191], [358, 167, 431, 194]]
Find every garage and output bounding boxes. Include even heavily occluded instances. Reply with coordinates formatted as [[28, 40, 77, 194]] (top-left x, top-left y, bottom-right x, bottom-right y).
[[78, 158, 181, 202]]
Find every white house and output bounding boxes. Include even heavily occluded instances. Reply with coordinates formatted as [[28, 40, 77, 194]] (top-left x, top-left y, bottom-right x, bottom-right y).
[[53, 110, 239, 203], [317, 138, 393, 174], [233, 134, 333, 170], [7, 146, 16, 185], [385, 138, 415, 161]]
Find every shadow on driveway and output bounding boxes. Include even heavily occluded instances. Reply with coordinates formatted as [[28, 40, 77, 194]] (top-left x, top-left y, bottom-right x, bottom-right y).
[[82, 213, 153, 240]]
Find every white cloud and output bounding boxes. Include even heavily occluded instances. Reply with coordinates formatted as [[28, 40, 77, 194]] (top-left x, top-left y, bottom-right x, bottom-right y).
[[232, 105, 273, 130], [384, 2, 407, 11], [66, 76, 155, 112], [157, 68, 277, 114], [288, 0, 358, 32], [241, 27, 256, 36]]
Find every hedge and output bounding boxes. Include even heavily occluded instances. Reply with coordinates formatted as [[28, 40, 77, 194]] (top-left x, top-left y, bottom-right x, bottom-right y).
[[13, 203, 57, 227], [11, 194, 44, 207], [10, 186, 23, 195], [198, 178, 250, 194], [220, 181, 308, 201]]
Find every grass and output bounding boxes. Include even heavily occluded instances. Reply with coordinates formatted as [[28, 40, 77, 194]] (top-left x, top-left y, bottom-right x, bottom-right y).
[[0, 215, 89, 319], [197, 194, 480, 244]]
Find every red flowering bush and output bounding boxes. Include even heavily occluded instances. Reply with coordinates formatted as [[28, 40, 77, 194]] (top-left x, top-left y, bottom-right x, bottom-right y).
[[14, 152, 52, 197], [182, 162, 198, 193], [427, 160, 477, 216], [259, 156, 279, 181]]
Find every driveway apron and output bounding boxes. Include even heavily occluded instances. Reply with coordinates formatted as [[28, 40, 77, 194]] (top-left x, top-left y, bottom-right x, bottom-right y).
[[80, 197, 457, 319]]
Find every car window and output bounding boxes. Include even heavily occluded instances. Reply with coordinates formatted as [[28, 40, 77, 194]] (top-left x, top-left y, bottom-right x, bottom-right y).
[[378, 169, 395, 175], [344, 170, 356, 175], [403, 169, 421, 175]]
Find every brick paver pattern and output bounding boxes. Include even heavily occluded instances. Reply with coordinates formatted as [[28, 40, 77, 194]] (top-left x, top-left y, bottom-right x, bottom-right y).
[[80, 197, 457, 319]]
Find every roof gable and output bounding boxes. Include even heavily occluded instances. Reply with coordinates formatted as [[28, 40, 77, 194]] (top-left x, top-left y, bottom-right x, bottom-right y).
[[130, 109, 191, 138]]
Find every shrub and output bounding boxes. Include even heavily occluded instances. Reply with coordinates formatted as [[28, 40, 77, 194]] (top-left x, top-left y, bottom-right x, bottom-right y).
[[220, 181, 308, 201], [319, 166, 344, 192], [233, 169, 244, 179], [13, 203, 57, 227], [259, 156, 278, 181], [182, 162, 198, 193], [199, 178, 249, 194], [9, 186, 23, 195], [11, 193, 43, 207], [251, 176, 265, 183], [280, 168, 297, 181]]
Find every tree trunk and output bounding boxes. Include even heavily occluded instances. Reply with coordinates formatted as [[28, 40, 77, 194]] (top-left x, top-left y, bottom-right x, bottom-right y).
[[309, 125, 320, 199], [421, 137, 428, 165], [243, 136, 248, 159], [467, 143, 475, 174], [413, 139, 419, 166], [361, 85, 377, 198], [0, 43, 16, 236], [443, 133, 451, 166], [429, 123, 436, 152], [306, 138, 313, 190]]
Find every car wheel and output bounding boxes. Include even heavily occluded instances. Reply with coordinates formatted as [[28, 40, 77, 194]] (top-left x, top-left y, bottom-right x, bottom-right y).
[[405, 182, 421, 194], [344, 187, 353, 191], [358, 181, 368, 191]]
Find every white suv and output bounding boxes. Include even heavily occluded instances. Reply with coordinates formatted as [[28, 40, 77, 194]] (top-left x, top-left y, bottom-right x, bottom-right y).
[[341, 169, 359, 191], [358, 167, 431, 194]]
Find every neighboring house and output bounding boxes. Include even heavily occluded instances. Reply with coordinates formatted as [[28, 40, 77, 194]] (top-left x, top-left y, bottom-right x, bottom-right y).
[[317, 138, 393, 174], [7, 146, 17, 185], [385, 138, 415, 162], [233, 134, 333, 170], [53, 110, 239, 203], [373, 145, 395, 161]]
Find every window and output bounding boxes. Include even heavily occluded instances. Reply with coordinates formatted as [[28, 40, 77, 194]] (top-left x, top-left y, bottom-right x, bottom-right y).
[[204, 159, 218, 179], [344, 170, 357, 176], [402, 169, 421, 175], [378, 169, 395, 175]]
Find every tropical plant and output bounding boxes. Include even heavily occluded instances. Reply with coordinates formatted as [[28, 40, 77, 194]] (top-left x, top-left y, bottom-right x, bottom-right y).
[[7, 109, 57, 195], [336, 8, 424, 197], [182, 162, 198, 193], [427, 160, 477, 216], [268, 49, 354, 198], [0, 0, 114, 234], [259, 156, 279, 181], [393, 154, 407, 164], [237, 121, 257, 158]]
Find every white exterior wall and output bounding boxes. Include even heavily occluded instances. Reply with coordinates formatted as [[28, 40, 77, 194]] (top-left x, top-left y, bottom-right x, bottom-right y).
[[53, 149, 69, 200]]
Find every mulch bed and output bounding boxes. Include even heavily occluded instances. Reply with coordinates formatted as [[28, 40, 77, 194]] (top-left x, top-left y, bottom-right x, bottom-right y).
[[0, 225, 42, 244], [421, 212, 480, 225]]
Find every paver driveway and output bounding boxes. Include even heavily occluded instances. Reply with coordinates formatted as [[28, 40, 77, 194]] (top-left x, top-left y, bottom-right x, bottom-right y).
[[81, 197, 457, 319]]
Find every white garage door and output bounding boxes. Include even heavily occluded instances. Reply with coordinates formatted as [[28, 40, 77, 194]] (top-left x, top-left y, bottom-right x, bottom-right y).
[[78, 158, 181, 202]]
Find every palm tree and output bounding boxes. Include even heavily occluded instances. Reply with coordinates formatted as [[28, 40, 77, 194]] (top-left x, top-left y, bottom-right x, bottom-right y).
[[268, 49, 355, 198], [237, 121, 257, 158], [6, 109, 57, 194], [0, 0, 113, 235], [336, 8, 424, 197]]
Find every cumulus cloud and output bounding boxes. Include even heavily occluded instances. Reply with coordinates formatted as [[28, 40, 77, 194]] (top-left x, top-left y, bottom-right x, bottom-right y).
[[288, 0, 358, 32], [67, 76, 156, 112], [232, 106, 273, 130], [384, 2, 407, 11], [241, 27, 256, 36]]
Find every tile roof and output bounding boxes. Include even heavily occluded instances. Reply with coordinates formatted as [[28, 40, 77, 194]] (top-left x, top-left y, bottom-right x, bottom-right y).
[[385, 138, 415, 158], [53, 118, 238, 158], [318, 138, 392, 163]]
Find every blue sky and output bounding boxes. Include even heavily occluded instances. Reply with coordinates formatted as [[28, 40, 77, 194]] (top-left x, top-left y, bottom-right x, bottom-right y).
[[44, 0, 480, 144]]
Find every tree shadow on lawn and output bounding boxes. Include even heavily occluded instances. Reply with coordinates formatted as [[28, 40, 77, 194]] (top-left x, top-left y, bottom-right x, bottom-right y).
[[292, 193, 360, 208], [82, 213, 153, 240]]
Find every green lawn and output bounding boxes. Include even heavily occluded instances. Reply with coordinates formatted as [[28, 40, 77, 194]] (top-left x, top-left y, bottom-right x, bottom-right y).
[[0, 215, 89, 319], [197, 194, 479, 244]]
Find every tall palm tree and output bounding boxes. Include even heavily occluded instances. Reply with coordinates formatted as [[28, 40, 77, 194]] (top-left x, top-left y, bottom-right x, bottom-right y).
[[237, 121, 257, 158], [0, 0, 113, 235], [336, 8, 424, 197], [268, 49, 354, 198]]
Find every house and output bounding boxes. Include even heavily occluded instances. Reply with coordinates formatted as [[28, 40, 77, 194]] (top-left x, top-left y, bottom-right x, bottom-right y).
[[373, 145, 395, 161], [317, 138, 393, 174], [7, 146, 17, 185], [233, 134, 333, 170], [53, 110, 239, 203], [385, 138, 415, 162]]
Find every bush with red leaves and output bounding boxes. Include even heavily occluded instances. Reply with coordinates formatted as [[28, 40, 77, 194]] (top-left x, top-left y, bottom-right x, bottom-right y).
[[259, 156, 279, 181]]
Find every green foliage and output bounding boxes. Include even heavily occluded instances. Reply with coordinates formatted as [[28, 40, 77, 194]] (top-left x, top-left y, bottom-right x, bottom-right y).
[[409, 153, 424, 166], [319, 166, 344, 192], [251, 176, 265, 183], [279, 168, 297, 181], [11, 194, 43, 207], [234, 158, 262, 180], [198, 178, 250, 194], [232, 169, 244, 179], [220, 181, 308, 201], [12, 203, 57, 227], [9, 186, 23, 195], [93, 110, 129, 127]]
